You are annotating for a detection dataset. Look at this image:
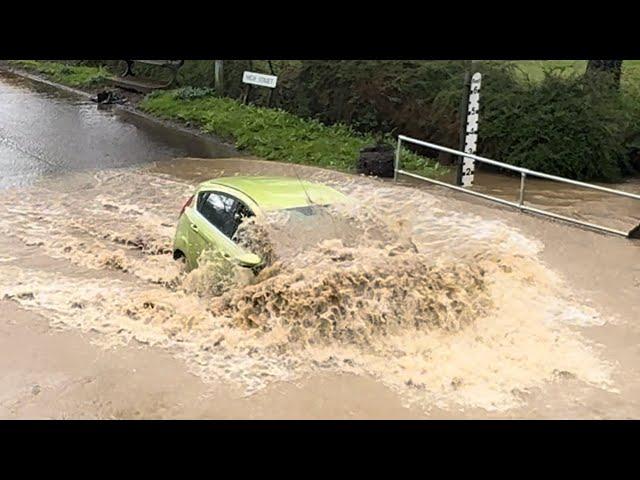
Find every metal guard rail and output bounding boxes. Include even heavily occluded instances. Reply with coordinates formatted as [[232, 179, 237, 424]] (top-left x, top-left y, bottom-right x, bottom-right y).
[[394, 134, 640, 239]]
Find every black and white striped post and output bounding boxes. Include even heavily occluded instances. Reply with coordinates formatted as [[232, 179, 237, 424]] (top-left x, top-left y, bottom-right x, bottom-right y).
[[456, 62, 482, 187]]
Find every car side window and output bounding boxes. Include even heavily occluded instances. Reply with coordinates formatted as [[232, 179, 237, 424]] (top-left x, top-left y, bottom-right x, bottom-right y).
[[197, 191, 253, 238]]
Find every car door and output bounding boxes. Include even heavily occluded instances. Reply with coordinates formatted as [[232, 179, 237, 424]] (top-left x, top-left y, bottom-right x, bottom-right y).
[[188, 190, 249, 266]]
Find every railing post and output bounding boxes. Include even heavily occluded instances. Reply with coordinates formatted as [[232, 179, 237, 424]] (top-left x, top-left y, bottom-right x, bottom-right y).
[[519, 172, 526, 207], [394, 137, 402, 182]]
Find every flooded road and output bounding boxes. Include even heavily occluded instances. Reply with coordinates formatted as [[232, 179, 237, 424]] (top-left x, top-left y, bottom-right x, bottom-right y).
[[0, 72, 237, 189], [1, 71, 640, 419], [472, 170, 640, 235], [435, 166, 640, 236]]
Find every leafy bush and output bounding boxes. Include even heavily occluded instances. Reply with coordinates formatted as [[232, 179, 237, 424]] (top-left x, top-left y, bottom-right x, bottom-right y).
[[481, 70, 640, 181], [284, 61, 467, 144], [282, 61, 640, 181], [172, 86, 216, 100]]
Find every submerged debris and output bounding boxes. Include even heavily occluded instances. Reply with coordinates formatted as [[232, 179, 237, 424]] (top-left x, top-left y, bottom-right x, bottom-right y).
[[90, 90, 127, 105]]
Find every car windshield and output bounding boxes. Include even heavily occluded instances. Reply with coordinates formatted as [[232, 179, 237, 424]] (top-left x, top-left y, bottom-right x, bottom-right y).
[[270, 203, 355, 253], [234, 201, 367, 267], [280, 204, 345, 236], [283, 204, 330, 218]]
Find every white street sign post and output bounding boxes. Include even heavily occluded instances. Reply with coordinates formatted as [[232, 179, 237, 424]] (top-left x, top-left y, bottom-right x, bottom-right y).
[[214, 60, 224, 94], [460, 72, 482, 187]]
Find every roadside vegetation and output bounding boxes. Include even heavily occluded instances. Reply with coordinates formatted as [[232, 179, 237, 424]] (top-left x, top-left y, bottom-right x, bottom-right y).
[[481, 70, 640, 181], [508, 60, 640, 87], [140, 88, 445, 177], [271, 61, 640, 182], [8, 60, 109, 87], [150, 60, 640, 182], [8, 59, 640, 182]]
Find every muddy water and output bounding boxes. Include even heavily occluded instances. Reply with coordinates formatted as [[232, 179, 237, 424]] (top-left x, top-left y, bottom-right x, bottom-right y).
[[1, 72, 640, 418], [471, 170, 640, 234], [0, 159, 629, 415]]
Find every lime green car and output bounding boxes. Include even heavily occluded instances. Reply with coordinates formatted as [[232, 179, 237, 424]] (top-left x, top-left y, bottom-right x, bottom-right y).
[[173, 176, 348, 271]]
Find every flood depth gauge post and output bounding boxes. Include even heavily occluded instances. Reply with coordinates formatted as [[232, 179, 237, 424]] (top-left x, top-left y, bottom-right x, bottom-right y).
[[456, 61, 482, 187]]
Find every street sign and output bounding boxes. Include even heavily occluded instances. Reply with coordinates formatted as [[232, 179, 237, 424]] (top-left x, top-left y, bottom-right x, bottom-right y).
[[461, 72, 482, 188], [242, 71, 278, 89]]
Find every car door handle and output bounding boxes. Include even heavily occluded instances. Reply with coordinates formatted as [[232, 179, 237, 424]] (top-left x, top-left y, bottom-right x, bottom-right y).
[[190, 223, 199, 232]]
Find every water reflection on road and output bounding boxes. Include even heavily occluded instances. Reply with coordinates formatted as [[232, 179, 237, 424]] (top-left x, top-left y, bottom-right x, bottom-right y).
[[0, 71, 237, 189]]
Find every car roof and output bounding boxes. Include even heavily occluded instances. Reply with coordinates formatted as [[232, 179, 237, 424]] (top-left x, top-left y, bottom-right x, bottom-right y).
[[197, 176, 348, 211]]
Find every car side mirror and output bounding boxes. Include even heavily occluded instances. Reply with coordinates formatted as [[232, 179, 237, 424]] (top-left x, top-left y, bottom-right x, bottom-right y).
[[235, 252, 262, 267]]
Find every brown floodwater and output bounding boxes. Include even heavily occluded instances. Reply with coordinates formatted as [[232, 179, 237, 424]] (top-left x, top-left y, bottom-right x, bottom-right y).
[[472, 170, 640, 235], [1, 71, 640, 419]]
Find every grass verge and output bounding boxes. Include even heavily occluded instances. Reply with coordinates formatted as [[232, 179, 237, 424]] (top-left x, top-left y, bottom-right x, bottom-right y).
[[140, 88, 447, 177], [8, 60, 110, 87]]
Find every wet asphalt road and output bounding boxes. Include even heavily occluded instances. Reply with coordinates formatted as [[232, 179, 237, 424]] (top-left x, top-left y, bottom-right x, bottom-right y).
[[0, 71, 236, 189]]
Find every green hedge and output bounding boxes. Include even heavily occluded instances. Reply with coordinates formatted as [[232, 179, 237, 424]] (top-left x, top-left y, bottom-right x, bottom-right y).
[[481, 70, 639, 181]]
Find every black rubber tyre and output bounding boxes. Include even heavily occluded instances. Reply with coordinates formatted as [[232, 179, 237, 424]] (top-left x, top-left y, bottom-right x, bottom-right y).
[[357, 144, 395, 178]]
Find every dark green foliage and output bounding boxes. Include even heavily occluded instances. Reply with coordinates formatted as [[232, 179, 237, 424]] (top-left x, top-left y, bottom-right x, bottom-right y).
[[481, 69, 640, 181], [281, 61, 640, 181], [283, 61, 466, 144]]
